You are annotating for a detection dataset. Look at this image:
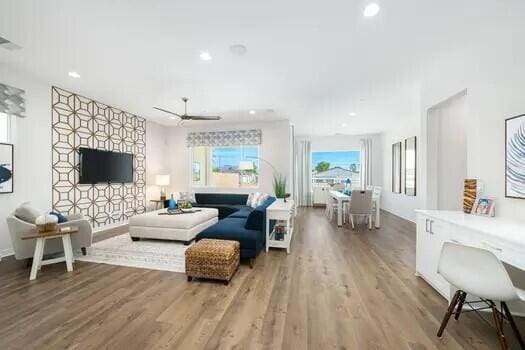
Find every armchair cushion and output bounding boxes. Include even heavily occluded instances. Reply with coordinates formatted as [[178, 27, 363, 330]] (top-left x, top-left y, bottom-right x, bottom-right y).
[[14, 203, 41, 224]]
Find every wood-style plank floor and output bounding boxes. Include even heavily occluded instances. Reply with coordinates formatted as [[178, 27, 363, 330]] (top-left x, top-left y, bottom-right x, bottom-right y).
[[0, 208, 523, 349]]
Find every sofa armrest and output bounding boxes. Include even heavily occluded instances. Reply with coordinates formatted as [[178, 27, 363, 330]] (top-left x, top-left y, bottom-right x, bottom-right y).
[[58, 219, 93, 248]]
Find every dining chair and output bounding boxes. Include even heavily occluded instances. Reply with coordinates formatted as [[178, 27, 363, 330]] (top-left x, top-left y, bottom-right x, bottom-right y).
[[346, 190, 373, 230], [437, 241, 525, 349]]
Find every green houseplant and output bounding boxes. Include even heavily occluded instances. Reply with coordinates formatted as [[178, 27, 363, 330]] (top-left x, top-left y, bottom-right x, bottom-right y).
[[273, 173, 287, 199]]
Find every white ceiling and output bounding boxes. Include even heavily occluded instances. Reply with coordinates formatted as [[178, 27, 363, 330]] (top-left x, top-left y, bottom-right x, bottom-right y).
[[0, 0, 520, 135]]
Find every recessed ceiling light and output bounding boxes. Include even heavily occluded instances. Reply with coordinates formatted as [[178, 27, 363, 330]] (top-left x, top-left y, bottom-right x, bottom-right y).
[[199, 51, 212, 61], [68, 71, 80, 78], [229, 44, 247, 56], [349, 112, 357, 117], [341, 123, 348, 127], [363, 3, 380, 17], [249, 110, 256, 115]]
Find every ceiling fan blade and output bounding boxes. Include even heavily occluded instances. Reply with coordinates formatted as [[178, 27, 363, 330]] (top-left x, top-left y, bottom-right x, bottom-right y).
[[153, 107, 182, 117], [184, 115, 222, 121]]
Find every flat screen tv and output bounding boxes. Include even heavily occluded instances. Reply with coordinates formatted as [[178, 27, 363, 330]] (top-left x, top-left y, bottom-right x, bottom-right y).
[[79, 148, 133, 184]]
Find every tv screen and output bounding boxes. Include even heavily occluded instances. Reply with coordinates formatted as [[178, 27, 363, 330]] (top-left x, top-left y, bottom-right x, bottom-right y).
[[79, 148, 133, 184]]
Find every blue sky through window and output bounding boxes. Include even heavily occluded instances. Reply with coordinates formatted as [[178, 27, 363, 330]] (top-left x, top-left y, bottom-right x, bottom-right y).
[[312, 151, 360, 170], [212, 146, 258, 169]]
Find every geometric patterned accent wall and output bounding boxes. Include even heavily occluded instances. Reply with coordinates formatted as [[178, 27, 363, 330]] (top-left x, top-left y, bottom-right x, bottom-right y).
[[51, 87, 146, 228]]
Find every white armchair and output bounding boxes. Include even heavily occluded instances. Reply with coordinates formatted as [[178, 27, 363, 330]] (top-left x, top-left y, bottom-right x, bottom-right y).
[[7, 212, 93, 260]]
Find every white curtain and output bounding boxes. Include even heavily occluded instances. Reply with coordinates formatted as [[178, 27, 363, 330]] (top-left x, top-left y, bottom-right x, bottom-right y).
[[360, 138, 372, 189], [294, 140, 313, 206]]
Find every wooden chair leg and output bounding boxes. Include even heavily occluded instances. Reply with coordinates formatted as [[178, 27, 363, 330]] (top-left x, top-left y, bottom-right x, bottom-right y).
[[454, 291, 467, 320], [490, 302, 508, 350], [437, 290, 462, 337], [501, 301, 524, 349]]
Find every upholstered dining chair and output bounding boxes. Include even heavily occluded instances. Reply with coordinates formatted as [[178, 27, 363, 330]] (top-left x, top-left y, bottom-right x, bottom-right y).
[[346, 190, 373, 230], [437, 241, 525, 349]]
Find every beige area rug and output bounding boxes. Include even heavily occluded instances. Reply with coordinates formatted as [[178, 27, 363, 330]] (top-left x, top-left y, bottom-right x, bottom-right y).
[[75, 234, 189, 273]]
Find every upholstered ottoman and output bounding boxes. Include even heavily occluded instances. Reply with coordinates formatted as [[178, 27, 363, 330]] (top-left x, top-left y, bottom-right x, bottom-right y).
[[185, 239, 240, 285]]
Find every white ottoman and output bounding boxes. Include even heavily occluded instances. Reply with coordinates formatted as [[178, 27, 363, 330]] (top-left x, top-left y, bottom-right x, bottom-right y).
[[129, 208, 218, 244]]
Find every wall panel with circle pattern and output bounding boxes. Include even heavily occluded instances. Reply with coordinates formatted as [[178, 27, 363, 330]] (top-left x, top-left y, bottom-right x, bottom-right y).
[[52, 87, 146, 227]]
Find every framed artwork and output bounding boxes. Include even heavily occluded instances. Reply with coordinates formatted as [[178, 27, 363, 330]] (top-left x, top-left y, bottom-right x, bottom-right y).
[[0, 143, 13, 194], [472, 197, 495, 217], [392, 142, 402, 193], [405, 136, 417, 196], [463, 179, 477, 214], [506, 114, 525, 199]]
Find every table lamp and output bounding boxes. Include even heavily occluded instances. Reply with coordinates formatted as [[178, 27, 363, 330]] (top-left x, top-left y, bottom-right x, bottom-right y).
[[156, 174, 170, 201]]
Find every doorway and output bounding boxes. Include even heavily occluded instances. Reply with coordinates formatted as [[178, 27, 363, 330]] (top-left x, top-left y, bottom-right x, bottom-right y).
[[426, 90, 469, 210]]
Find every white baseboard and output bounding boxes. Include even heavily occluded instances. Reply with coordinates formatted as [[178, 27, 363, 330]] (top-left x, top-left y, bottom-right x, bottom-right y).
[[381, 209, 416, 223], [0, 248, 14, 260]]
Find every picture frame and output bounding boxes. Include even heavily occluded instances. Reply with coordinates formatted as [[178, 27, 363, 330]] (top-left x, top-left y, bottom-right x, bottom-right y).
[[392, 142, 402, 193], [472, 197, 495, 217], [404, 136, 417, 196], [505, 114, 525, 199], [0, 143, 14, 194]]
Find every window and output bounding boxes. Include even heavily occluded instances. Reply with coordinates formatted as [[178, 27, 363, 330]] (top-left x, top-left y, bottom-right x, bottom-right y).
[[311, 151, 361, 188], [191, 145, 259, 188], [0, 113, 12, 143]]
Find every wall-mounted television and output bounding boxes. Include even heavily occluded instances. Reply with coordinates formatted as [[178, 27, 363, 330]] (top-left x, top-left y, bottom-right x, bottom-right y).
[[79, 148, 134, 184]]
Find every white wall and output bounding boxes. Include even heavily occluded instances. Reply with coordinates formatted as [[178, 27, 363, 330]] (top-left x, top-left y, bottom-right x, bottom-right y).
[[381, 126, 423, 222], [418, 29, 525, 222], [167, 120, 291, 196], [0, 67, 169, 257], [296, 133, 383, 187]]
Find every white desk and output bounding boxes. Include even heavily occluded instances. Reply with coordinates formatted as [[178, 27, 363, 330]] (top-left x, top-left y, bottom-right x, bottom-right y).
[[329, 190, 380, 228], [416, 210, 525, 315], [266, 199, 295, 253]]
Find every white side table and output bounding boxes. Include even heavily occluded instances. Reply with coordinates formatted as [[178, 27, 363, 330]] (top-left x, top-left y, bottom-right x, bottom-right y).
[[21, 226, 78, 281], [266, 199, 295, 254]]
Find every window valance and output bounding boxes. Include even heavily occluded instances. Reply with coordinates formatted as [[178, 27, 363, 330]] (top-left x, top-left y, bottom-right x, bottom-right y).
[[186, 129, 262, 147], [0, 83, 25, 118]]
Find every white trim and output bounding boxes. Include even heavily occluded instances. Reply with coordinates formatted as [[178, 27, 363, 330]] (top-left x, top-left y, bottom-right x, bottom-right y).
[[0, 247, 14, 260]]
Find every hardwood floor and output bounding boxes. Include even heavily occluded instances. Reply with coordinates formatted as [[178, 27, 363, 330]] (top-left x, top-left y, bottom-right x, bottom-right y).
[[0, 208, 523, 349]]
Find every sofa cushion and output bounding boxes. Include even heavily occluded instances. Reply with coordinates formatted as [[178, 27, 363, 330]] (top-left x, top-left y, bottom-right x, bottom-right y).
[[228, 208, 253, 219], [14, 203, 41, 224], [197, 218, 263, 250], [195, 193, 249, 205], [194, 204, 242, 220], [245, 197, 276, 231]]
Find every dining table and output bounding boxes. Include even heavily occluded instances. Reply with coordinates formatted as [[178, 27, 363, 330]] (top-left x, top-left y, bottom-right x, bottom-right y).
[[328, 190, 380, 228]]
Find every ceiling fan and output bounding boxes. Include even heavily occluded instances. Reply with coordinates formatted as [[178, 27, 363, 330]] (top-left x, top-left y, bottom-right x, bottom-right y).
[[154, 97, 221, 122]]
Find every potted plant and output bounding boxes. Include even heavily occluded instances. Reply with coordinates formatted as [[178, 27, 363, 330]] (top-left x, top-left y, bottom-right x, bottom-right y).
[[273, 173, 287, 201]]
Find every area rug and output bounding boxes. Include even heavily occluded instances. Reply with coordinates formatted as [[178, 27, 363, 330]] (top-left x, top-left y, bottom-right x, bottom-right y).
[[75, 234, 189, 273]]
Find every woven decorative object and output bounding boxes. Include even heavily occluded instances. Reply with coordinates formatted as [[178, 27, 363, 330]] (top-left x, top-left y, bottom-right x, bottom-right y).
[[463, 179, 477, 214], [185, 239, 240, 284]]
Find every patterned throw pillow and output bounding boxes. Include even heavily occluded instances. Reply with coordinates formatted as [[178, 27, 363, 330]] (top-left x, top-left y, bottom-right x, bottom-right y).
[[256, 193, 270, 207], [179, 191, 196, 203], [248, 192, 261, 208], [246, 192, 256, 206]]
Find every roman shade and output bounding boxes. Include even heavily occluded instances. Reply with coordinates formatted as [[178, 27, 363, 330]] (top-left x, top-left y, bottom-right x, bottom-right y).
[[186, 129, 262, 147], [0, 83, 25, 118]]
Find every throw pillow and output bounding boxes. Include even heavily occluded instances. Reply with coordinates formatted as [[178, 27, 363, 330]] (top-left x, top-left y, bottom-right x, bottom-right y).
[[249, 192, 261, 208], [14, 203, 42, 224], [246, 192, 256, 206], [49, 211, 68, 223], [179, 191, 196, 203], [256, 193, 270, 207]]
